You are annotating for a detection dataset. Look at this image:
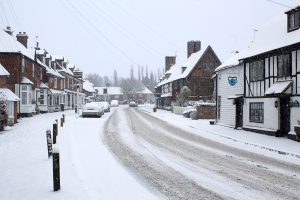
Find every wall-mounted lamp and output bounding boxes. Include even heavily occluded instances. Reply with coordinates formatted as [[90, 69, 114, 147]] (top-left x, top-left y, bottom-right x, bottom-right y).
[[289, 100, 294, 107], [274, 100, 278, 108], [293, 100, 300, 107]]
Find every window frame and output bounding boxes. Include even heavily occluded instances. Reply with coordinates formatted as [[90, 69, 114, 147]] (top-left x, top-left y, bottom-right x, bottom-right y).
[[277, 53, 291, 78], [249, 60, 264, 82], [287, 10, 300, 32], [249, 102, 264, 123]]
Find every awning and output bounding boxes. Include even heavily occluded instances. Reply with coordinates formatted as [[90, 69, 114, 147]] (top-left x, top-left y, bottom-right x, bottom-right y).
[[0, 88, 20, 101], [265, 80, 293, 95], [227, 95, 243, 99], [64, 89, 77, 94], [21, 77, 33, 85], [50, 89, 65, 95], [40, 82, 49, 89]]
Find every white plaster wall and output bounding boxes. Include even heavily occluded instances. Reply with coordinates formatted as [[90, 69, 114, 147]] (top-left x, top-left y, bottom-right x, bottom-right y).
[[243, 97, 278, 131]]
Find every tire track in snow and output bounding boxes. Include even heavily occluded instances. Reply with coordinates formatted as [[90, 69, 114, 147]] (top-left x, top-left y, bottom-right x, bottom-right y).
[[103, 108, 224, 200]]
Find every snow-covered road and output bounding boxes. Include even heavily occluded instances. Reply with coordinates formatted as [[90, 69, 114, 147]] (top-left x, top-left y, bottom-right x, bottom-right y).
[[1, 106, 300, 200], [104, 107, 300, 200]]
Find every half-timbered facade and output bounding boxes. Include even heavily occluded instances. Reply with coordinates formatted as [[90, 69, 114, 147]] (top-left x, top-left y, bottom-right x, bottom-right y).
[[240, 7, 300, 136]]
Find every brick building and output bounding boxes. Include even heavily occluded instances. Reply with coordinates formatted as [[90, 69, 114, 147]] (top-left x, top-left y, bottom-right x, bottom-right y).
[[155, 41, 221, 108]]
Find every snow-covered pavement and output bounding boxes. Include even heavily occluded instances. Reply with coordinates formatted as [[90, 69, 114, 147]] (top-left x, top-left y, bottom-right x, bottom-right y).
[[1, 105, 300, 200], [0, 109, 159, 200]]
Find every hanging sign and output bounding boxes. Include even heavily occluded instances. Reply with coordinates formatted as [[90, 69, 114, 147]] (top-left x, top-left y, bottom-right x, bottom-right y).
[[228, 76, 237, 86]]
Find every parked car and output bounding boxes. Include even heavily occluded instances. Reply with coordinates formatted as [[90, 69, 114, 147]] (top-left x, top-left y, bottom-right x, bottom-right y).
[[82, 102, 104, 118], [98, 101, 110, 112], [110, 100, 119, 107], [129, 101, 138, 107]]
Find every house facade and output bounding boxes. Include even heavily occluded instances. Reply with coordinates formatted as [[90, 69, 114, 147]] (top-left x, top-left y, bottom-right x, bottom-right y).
[[95, 87, 123, 102], [156, 41, 221, 108], [215, 52, 244, 128], [216, 7, 300, 137]]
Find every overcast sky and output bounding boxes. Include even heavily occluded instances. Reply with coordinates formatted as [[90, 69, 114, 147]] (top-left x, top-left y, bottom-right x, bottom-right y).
[[1, 0, 299, 78]]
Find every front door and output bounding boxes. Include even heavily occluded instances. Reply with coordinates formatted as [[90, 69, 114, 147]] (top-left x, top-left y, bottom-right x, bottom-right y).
[[235, 98, 243, 128], [279, 96, 290, 136]]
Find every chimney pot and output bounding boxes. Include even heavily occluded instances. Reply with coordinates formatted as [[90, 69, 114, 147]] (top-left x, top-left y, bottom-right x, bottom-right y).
[[16, 31, 29, 48]]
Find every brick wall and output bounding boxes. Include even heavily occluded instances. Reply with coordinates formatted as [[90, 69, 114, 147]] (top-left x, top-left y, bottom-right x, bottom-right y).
[[0, 53, 21, 92], [196, 105, 216, 119]]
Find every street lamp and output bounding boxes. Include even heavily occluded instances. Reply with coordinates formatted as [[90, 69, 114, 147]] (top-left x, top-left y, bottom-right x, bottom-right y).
[[74, 84, 80, 113]]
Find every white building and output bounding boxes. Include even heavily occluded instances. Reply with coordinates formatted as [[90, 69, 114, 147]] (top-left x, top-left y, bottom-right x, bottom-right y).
[[215, 52, 244, 128]]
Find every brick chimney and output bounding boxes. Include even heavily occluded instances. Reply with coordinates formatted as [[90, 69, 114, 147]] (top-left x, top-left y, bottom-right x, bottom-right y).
[[165, 56, 176, 72], [187, 40, 201, 58], [16, 32, 28, 48], [3, 26, 13, 36]]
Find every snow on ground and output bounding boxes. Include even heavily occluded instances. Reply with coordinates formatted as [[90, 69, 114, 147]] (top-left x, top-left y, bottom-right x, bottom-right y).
[[1, 104, 300, 200], [0, 108, 160, 200], [139, 104, 300, 165]]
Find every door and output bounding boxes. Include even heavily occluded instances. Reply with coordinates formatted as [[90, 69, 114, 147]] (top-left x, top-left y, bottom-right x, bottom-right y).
[[235, 98, 243, 128], [279, 96, 290, 136]]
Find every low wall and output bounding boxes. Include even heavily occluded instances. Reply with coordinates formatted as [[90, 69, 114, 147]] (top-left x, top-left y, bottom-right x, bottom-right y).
[[196, 104, 216, 119], [172, 106, 192, 115]]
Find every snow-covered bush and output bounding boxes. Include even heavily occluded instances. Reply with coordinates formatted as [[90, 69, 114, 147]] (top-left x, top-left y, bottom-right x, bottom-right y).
[[182, 108, 196, 118], [190, 110, 198, 120], [176, 86, 191, 106]]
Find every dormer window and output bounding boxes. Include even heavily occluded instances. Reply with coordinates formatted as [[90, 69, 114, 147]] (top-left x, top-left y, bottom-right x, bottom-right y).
[[286, 7, 300, 32], [181, 67, 187, 73], [165, 73, 171, 79]]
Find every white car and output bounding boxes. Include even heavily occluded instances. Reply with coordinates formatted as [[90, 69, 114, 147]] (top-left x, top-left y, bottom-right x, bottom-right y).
[[98, 101, 110, 112], [129, 101, 137, 107], [82, 102, 104, 118], [110, 100, 119, 107]]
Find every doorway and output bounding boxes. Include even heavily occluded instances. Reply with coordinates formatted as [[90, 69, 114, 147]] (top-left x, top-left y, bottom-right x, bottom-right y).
[[279, 96, 290, 136], [235, 98, 243, 129]]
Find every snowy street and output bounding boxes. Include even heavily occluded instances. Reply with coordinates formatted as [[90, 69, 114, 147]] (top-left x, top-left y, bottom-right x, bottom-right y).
[[1, 105, 300, 200]]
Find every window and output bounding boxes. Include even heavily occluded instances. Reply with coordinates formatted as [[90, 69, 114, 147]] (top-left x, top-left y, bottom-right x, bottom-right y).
[[287, 10, 300, 31], [249, 102, 264, 123], [249, 60, 264, 82], [21, 84, 32, 105], [181, 67, 187, 73], [21, 57, 25, 73], [277, 54, 291, 77], [39, 89, 45, 105], [54, 78, 57, 88]]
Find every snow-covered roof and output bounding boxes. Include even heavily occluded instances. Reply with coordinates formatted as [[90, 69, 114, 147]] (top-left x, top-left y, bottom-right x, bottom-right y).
[[0, 30, 35, 60], [21, 77, 33, 85], [56, 62, 74, 76], [265, 80, 292, 95], [35, 49, 45, 55], [141, 87, 153, 94], [240, 10, 300, 59], [36, 59, 64, 78], [40, 82, 49, 89], [83, 80, 95, 93], [50, 89, 65, 94], [0, 88, 20, 101], [0, 63, 10, 76], [157, 46, 209, 87], [95, 87, 123, 95], [215, 51, 241, 72]]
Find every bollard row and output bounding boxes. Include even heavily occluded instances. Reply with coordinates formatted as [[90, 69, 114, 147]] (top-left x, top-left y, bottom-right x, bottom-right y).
[[45, 114, 65, 192]]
